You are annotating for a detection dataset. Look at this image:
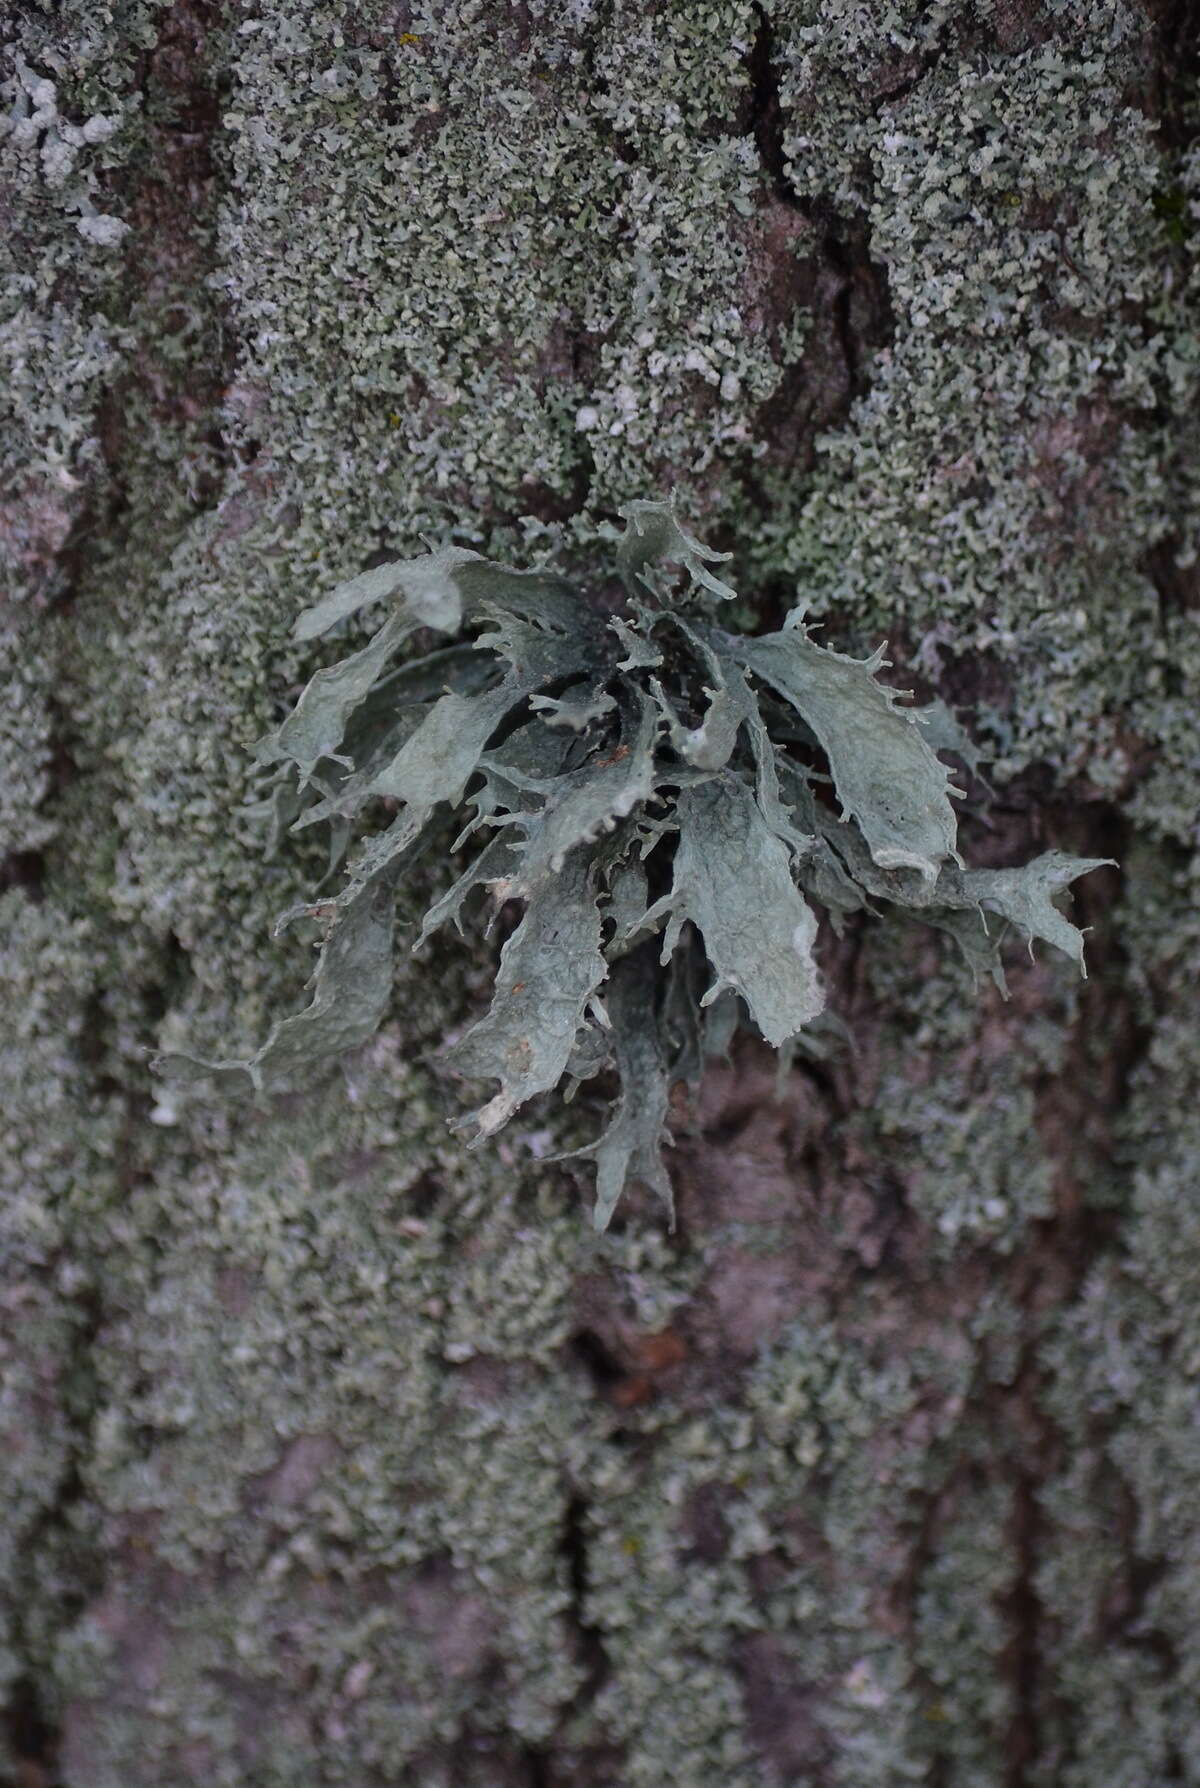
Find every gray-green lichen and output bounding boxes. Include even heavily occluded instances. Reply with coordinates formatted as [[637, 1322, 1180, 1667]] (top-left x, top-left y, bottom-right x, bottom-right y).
[[1, 0, 1198, 1781], [158, 500, 1107, 1231]]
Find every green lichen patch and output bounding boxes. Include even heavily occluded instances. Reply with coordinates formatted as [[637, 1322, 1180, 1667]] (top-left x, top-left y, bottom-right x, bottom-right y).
[[160, 502, 1107, 1227]]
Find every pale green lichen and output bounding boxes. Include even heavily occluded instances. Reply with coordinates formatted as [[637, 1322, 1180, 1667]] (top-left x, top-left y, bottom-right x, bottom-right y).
[[160, 502, 1107, 1229]]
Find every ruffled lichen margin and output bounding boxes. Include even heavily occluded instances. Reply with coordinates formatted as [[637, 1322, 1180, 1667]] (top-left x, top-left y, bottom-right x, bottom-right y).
[[2, 1, 1199, 1784]]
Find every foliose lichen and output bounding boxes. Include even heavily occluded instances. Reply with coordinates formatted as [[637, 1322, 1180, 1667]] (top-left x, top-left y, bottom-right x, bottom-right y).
[[158, 499, 1108, 1228]]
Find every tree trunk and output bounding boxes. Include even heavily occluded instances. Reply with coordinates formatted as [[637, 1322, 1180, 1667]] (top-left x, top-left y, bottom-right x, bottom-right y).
[[2, 2, 1198, 1784]]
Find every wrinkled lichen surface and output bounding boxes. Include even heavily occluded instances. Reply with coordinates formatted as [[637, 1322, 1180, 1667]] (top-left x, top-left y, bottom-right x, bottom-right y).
[[2, 2, 1198, 1783]]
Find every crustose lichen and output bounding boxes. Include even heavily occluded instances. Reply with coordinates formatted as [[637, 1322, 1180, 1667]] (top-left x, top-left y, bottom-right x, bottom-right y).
[[157, 502, 1110, 1229]]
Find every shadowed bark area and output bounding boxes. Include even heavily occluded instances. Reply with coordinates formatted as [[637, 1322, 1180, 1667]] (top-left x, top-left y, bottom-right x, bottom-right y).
[[1, 3, 1198, 1786]]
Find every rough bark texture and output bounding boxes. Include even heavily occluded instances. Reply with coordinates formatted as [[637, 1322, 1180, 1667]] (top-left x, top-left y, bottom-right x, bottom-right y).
[[2, 2, 1198, 1785]]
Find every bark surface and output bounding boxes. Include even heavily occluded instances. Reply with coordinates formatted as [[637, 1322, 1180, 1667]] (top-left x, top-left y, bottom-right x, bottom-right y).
[[2, 3, 1199, 1785]]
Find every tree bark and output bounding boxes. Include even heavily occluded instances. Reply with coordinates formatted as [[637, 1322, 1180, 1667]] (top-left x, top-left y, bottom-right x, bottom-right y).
[[2, 2, 1198, 1785]]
